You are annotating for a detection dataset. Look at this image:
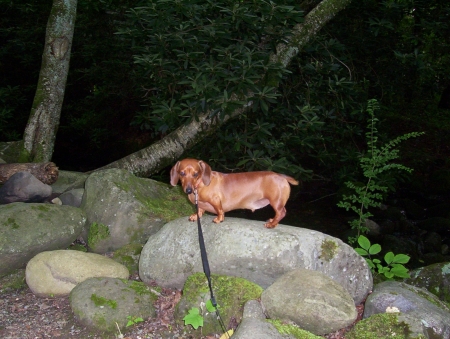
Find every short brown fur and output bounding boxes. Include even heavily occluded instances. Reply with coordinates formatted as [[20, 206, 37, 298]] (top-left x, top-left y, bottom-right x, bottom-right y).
[[170, 158, 299, 228]]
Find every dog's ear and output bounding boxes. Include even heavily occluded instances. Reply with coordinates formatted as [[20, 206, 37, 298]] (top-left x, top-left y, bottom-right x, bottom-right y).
[[199, 160, 212, 186], [169, 161, 181, 186]]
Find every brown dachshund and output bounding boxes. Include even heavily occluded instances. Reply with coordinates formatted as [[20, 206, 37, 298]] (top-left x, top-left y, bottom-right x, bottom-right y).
[[170, 158, 299, 228]]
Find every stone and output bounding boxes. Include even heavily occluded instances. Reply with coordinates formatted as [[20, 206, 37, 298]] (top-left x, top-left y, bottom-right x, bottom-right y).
[[174, 273, 263, 336], [0, 172, 52, 203], [364, 281, 450, 338], [80, 168, 193, 253], [261, 269, 357, 335], [25, 250, 129, 297], [70, 277, 157, 333], [0, 203, 86, 277], [139, 216, 372, 304]]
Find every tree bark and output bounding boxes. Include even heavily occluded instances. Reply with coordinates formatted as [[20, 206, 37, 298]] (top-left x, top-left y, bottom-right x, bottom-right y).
[[0, 162, 59, 185], [21, 0, 77, 163], [97, 0, 352, 177]]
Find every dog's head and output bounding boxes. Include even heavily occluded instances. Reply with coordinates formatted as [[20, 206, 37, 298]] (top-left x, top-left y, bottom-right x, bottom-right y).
[[170, 158, 212, 194]]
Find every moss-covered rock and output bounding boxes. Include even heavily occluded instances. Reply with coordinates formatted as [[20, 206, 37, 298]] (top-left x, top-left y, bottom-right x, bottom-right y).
[[174, 272, 263, 337], [80, 168, 193, 253], [70, 277, 157, 334], [405, 262, 450, 305], [346, 313, 426, 339]]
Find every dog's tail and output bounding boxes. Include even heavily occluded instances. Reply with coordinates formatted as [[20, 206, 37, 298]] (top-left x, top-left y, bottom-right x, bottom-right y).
[[281, 175, 300, 186]]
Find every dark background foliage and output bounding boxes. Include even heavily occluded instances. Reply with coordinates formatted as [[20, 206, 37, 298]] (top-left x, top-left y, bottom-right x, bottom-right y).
[[1, 0, 449, 188]]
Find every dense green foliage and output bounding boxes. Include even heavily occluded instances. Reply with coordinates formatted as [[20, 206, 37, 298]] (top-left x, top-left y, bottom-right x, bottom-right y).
[[1, 0, 449, 183]]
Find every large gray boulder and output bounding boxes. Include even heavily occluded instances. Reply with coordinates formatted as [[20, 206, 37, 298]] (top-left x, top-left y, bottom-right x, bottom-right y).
[[261, 269, 357, 335], [0, 202, 86, 277], [80, 168, 193, 253], [140, 216, 372, 304], [25, 250, 129, 297], [364, 281, 450, 339]]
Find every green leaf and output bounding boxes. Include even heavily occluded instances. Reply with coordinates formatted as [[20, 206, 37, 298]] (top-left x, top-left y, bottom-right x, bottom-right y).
[[354, 248, 369, 256], [384, 252, 395, 264], [368, 243, 381, 255], [392, 254, 410, 264], [206, 299, 217, 313], [357, 235, 371, 250], [183, 308, 203, 329]]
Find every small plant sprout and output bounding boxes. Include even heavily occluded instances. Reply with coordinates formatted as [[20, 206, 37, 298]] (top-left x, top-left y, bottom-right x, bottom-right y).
[[183, 299, 219, 330], [355, 235, 410, 279], [183, 307, 203, 329], [126, 315, 144, 327]]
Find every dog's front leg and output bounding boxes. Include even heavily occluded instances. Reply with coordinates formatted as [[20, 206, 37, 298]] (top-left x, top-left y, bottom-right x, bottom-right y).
[[189, 207, 205, 221]]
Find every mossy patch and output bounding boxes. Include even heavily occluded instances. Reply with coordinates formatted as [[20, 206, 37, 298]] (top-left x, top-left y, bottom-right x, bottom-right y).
[[320, 239, 339, 261], [0, 269, 26, 292], [345, 313, 425, 339], [5, 217, 20, 229], [176, 272, 263, 336], [90, 293, 117, 309], [114, 174, 194, 223], [268, 319, 322, 339], [87, 222, 110, 249]]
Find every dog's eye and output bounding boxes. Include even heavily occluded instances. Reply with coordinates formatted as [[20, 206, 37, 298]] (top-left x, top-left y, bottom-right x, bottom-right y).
[[193, 172, 199, 178], [180, 171, 186, 177]]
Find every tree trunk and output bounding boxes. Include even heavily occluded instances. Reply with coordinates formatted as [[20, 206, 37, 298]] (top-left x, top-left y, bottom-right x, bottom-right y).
[[96, 0, 352, 177], [21, 0, 77, 163], [0, 162, 59, 185]]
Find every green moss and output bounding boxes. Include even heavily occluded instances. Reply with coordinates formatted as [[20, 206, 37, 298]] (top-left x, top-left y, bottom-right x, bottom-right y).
[[122, 280, 160, 302], [0, 269, 26, 292], [268, 319, 322, 339], [114, 175, 193, 223], [90, 293, 117, 309], [6, 217, 20, 229], [87, 222, 110, 249], [68, 244, 87, 252], [345, 313, 425, 339], [320, 239, 339, 261], [178, 272, 263, 335]]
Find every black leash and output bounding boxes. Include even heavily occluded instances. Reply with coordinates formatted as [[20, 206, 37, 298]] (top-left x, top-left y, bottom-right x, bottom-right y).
[[194, 190, 229, 337]]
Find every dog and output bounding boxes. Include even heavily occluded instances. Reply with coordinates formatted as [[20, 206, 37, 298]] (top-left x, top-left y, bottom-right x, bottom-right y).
[[170, 158, 299, 228]]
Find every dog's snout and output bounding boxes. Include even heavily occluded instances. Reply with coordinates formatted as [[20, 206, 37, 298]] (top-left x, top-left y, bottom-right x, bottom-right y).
[[185, 186, 193, 194]]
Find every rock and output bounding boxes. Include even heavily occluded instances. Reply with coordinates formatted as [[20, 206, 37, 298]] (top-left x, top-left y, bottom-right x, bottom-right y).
[[423, 231, 442, 254], [0, 203, 86, 277], [232, 300, 287, 339], [70, 277, 157, 334], [396, 198, 424, 220], [364, 281, 450, 338], [58, 188, 85, 207], [139, 216, 372, 304], [80, 168, 193, 253], [50, 170, 90, 194], [405, 262, 450, 304], [416, 217, 450, 236], [174, 273, 263, 336], [25, 250, 129, 297], [111, 243, 143, 274], [346, 313, 427, 339], [0, 172, 52, 203], [261, 269, 357, 335]]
